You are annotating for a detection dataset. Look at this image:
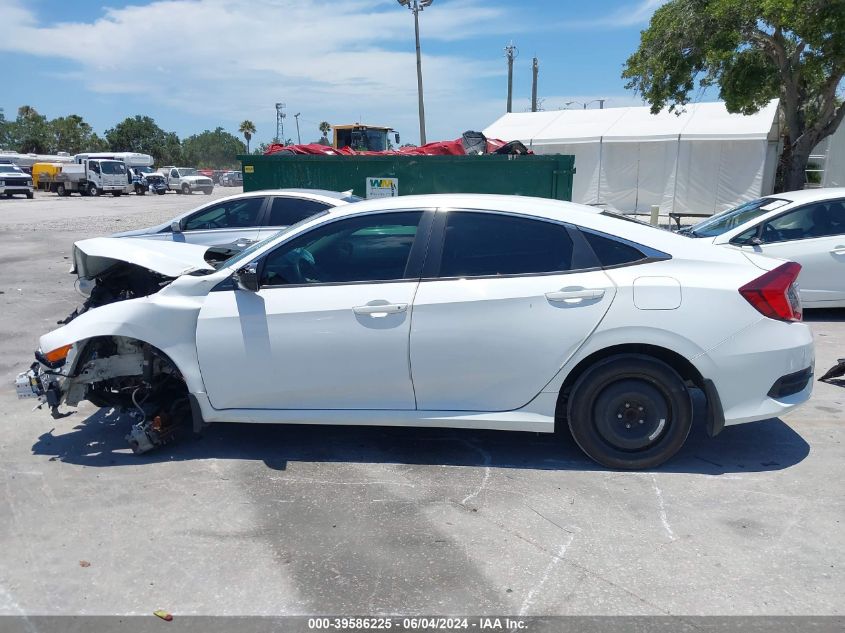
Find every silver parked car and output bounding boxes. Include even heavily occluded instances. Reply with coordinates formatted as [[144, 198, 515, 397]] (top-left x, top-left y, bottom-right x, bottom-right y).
[[111, 189, 361, 252]]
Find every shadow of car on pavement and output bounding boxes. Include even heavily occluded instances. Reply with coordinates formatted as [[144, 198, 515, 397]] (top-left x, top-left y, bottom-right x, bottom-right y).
[[31, 396, 810, 475]]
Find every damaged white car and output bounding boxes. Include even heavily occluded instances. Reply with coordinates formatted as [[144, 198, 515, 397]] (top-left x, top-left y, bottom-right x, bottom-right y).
[[17, 194, 814, 469]]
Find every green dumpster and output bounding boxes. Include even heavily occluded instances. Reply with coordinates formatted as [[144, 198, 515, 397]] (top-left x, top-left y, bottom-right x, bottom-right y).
[[239, 154, 575, 201]]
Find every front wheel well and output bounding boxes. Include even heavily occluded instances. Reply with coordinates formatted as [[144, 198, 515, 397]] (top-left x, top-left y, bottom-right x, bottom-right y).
[[555, 344, 705, 424]]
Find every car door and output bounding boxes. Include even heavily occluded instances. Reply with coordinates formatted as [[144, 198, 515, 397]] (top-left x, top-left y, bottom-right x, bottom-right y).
[[410, 210, 617, 412], [172, 196, 268, 248], [257, 196, 335, 240], [730, 199, 845, 304], [195, 210, 433, 410]]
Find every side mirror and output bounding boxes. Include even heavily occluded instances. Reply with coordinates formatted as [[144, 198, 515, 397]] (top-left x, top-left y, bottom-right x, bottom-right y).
[[750, 236, 764, 246], [171, 220, 182, 233], [234, 262, 259, 292]]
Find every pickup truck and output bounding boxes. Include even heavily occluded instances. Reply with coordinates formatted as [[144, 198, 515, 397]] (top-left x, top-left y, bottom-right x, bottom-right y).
[[0, 163, 34, 198], [159, 167, 214, 195]]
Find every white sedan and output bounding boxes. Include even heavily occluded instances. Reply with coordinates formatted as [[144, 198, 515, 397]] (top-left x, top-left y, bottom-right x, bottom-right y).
[[111, 188, 361, 252], [682, 188, 845, 307], [17, 194, 814, 469]]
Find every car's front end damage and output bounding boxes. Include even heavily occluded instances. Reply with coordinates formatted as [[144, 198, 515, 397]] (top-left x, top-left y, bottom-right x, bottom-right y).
[[16, 237, 222, 453]]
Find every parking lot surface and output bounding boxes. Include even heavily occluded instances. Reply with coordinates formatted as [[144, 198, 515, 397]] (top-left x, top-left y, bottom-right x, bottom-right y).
[[0, 191, 843, 615]]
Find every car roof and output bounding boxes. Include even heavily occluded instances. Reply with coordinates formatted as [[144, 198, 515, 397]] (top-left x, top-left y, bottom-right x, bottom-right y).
[[305, 193, 749, 262], [219, 193, 761, 271], [765, 187, 845, 204]]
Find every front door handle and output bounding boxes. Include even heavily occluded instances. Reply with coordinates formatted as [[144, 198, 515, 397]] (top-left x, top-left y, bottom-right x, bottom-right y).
[[545, 288, 605, 303], [352, 303, 409, 317], [830, 246, 845, 255]]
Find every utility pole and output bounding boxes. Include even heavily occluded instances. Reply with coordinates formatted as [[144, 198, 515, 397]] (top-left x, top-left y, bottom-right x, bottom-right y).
[[294, 112, 301, 144], [398, 0, 432, 145], [274, 102, 286, 144], [531, 57, 539, 113], [504, 42, 518, 113]]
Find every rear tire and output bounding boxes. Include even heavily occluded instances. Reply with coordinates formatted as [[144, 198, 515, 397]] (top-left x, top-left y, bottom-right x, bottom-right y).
[[566, 354, 692, 470]]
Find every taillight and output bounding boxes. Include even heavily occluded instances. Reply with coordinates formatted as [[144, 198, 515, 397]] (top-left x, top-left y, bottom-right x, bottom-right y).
[[739, 262, 802, 321]]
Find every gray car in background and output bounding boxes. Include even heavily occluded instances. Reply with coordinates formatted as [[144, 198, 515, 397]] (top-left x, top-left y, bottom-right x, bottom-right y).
[[111, 188, 361, 252]]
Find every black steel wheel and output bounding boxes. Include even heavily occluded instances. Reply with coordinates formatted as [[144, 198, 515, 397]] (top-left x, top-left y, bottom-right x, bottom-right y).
[[566, 354, 692, 470]]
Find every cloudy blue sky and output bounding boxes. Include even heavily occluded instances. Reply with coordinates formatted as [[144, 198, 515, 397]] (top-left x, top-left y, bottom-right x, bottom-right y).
[[0, 0, 679, 146]]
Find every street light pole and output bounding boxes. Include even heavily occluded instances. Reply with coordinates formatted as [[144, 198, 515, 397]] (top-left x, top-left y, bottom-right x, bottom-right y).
[[399, 0, 431, 145], [294, 113, 301, 144]]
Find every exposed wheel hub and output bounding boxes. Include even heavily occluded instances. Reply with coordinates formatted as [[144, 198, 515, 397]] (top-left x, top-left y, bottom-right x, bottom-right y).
[[593, 379, 670, 451]]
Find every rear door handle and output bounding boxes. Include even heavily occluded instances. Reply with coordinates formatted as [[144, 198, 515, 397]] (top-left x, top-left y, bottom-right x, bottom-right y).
[[352, 303, 409, 317], [830, 246, 845, 255], [545, 288, 605, 302]]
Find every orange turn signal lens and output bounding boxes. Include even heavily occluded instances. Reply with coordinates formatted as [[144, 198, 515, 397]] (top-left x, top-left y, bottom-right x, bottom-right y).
[[44, 344, 72, 364]]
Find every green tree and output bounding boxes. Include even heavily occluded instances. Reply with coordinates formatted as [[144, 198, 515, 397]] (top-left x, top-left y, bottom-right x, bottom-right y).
[[181, 127, 246, 169], [238, 120, 256, 153], [0, 108, 9, 149], [49, 114, 108, 154], [253, 142, 272, 155], [159, 131, 183, 165], [622, 0, 845, 192], [105, 115, 181, 165], [11, 105, 51, 154], [318, 121, 331, 140]]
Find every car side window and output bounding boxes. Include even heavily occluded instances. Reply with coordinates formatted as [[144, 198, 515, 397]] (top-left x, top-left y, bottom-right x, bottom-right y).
[[260, 211, 423, 286], [171, 169, 179, 178], [438, 212, 574, 278], [760, 200, 845, 243], [581, 230, 647, 267], [183, 197, 266, 231], [268, 197, 332, 226]]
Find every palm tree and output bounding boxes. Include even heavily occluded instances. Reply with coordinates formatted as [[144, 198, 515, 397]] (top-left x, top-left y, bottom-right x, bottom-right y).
[[239, 120, 256, 153], [319, 121, 331, 140]]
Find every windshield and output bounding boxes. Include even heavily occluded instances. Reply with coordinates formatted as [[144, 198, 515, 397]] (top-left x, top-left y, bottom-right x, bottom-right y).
[[0, 164, 22, 174], [220, 211, 330, 270], [137, 166, 154, 173], [687, 198, 789, 237], [179, 168, 198, 177], [101, 161, 127, 175]]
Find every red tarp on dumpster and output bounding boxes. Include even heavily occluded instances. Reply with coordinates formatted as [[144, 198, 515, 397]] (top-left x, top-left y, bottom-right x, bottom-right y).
[[263, 137, 527, 156]]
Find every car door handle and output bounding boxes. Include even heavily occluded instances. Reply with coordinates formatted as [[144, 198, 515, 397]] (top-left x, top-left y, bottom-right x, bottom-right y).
[[830, 246, 845, 255], [545, 288, 605, 302], [352, 303, 409, 316]]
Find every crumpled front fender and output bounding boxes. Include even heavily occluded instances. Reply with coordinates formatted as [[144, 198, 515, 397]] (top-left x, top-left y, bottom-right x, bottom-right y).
[[39, 294, 207, 395]]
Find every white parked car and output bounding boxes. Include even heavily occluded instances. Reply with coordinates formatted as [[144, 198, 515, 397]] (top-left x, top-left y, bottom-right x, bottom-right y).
[[17, 194, 813, 469], [111, 189, 361, 252], [682, 188, 845, 307]]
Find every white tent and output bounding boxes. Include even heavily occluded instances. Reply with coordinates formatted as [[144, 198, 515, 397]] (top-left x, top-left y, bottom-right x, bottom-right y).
[[484, 100, 781, 215]]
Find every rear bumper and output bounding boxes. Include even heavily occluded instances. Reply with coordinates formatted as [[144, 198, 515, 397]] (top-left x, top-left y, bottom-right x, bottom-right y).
[[701, 318, 814, 426]]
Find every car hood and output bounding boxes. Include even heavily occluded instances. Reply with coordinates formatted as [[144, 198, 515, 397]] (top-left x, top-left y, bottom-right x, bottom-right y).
[[73, 237, 215, 278]]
